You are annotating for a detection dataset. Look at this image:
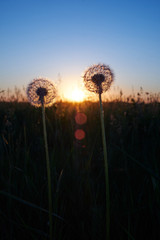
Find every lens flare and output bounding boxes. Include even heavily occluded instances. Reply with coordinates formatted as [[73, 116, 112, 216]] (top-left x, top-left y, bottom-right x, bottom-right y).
[[74, 129, 85, 140], [75, 112, 87, 125]]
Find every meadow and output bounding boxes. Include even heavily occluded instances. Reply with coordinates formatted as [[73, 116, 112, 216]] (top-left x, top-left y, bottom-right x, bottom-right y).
[[0, 91, 160, 240]]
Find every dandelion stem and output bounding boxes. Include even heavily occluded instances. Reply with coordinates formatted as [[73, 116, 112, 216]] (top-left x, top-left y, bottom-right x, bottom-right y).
[[99, 93, 110, 240], [42, 103, 53, 240]]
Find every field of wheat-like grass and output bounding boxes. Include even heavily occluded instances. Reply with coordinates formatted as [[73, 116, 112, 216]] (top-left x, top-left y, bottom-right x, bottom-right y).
[[0, 96, 160, 240]]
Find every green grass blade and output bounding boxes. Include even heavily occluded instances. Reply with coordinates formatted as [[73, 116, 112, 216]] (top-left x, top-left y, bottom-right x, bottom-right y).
[[112, 144, 160, 181], [0, 190, 64, 221]]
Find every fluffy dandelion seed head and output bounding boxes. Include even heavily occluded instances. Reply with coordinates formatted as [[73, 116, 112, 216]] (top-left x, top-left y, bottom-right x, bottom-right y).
[[83, 64, 114, 94], [27, 78, 56, 107]]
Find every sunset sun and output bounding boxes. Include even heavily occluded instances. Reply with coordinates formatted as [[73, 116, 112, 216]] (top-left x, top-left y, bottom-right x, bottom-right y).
[[70, 87, 85, 102]]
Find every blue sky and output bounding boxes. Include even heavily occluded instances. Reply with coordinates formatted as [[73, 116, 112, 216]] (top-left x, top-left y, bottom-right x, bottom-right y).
[[0, 0, 160, 99]]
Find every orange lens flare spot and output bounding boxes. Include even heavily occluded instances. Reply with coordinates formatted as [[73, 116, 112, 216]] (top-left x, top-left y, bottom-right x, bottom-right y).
[[75, 112, 87, 125], [74, 129, 86, 140]]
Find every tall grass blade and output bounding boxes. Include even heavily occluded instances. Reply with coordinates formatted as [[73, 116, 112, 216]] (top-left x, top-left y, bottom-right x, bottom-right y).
[[112, 144, 160, 181], [0, 190, 64, 221]]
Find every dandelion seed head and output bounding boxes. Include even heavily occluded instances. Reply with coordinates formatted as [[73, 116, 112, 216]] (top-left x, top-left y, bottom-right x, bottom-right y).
[[83, 64, 114, 94], [27, 78, 56, 107]]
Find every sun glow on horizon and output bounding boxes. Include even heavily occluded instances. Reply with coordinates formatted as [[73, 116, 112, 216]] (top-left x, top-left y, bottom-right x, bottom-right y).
[[70, 87, 85, 102], [62, 86, 85, 102]]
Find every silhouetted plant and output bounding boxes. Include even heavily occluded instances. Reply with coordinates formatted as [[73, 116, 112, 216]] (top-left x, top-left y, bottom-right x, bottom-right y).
[[27, 77, 57, 240], [83, 64, 114, 240]]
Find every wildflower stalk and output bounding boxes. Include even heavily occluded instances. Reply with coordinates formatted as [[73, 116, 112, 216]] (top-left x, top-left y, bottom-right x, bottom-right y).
[[83, 64, 113, 239], [99, 92, 110, 240], [42, 103, 53, 240], [27, 78, 57, 240]]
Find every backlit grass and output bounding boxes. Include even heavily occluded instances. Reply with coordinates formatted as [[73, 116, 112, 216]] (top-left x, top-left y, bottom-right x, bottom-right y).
[[0, 94, 160, 240]]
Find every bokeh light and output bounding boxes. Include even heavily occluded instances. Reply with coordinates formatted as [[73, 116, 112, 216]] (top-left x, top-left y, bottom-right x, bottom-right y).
[[75, 112, 87, 125], [74, 129, 86, 140]]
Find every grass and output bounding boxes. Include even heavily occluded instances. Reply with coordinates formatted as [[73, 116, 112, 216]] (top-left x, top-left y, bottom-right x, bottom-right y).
[[0, 93, 160, 240]]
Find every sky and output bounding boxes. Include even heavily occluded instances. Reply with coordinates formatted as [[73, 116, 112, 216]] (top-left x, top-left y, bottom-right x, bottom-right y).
[[0, 0, 160, 100]]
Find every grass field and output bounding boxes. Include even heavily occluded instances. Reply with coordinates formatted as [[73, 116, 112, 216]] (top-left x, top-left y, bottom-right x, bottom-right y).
[[0, 94, 160, 239]]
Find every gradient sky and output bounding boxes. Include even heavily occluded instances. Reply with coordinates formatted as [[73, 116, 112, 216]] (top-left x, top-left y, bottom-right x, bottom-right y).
[[1, 0, 160, 99]]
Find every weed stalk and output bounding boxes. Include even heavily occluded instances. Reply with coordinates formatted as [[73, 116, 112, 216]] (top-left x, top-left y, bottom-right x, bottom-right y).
[[99, 93, 110, 240], [42, 103, 53, 240]]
